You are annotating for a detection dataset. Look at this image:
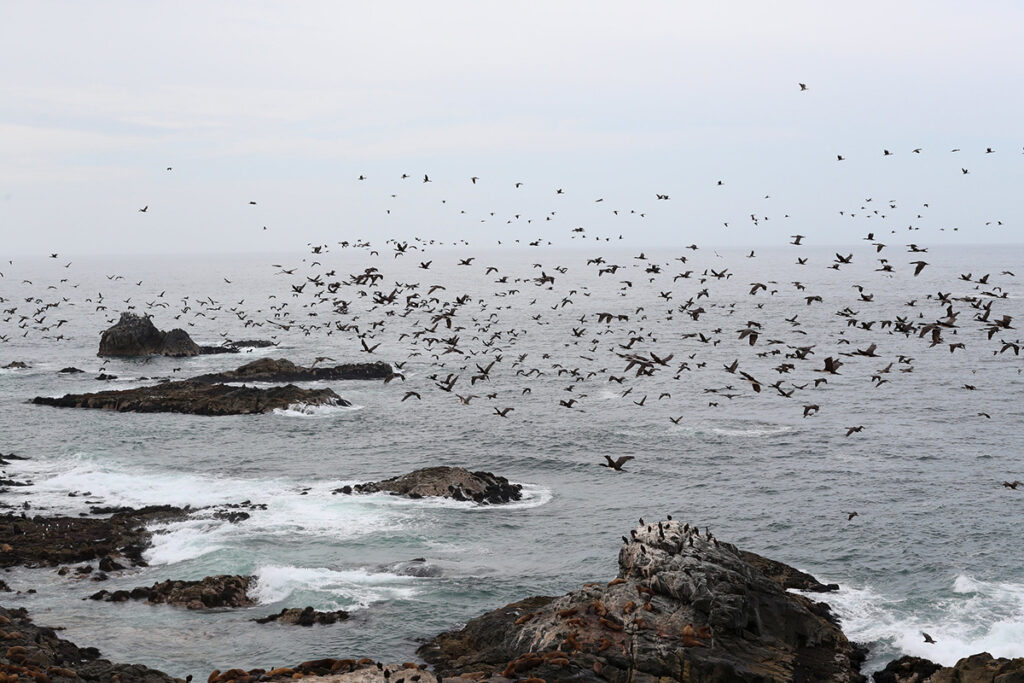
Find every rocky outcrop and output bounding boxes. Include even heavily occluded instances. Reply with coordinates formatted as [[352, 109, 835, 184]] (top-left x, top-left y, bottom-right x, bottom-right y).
[[738, 549, 840, 592], [0, 506, 185, 568], [254, 606, 350, 626], [91, 574, 254, 610], [418, 520, 866, 682], [98, 312, 201, 357], [2, 361, 29, 369], [206, 660, 434, 682], [874, 653, 1024, 683], [190, 357, 392, 383], [0, 605, 183, 682], [347, 466, 523, 504], [32, 379, 346, 415], [199, 339, 278, 354]]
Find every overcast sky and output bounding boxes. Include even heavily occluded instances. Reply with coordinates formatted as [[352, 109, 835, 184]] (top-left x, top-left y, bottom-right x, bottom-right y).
[[2, 1, 1022, 255]]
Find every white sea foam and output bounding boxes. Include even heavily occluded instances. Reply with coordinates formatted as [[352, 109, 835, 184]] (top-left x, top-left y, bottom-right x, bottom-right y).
[[815, 575, 1024, 670], [272, 401, 363, 417], [249, 564, 420, 609], [20, 454, 547, 567]]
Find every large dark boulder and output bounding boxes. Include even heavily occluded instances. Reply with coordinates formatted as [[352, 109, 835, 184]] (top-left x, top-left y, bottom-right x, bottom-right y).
[[97, 312, 200, 357], [873, 655, 944, 682], [0, 605, 183, 681], [91, 574, 254, 610], [253, 606, 350, 626], [32, 380, 347, 415], [191, 357, 392, 383], [350, 466, 523, 504], [418, 520, 866, 682]]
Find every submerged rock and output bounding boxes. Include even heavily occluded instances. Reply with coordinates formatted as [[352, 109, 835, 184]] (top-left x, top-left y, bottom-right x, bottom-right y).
[[2, 361, 29, 369], [32, 379, 346, 415], [0, 605, 183, 681], [0, 506, 185, 568], [254, 606, 350, 626], [418, 520, 866, 682], [352, 466, 523, 504], [191, 357, 392, 383], [98, 312, 201, 357], [92, 574, 255, 610], [386, 557, 444, 578]]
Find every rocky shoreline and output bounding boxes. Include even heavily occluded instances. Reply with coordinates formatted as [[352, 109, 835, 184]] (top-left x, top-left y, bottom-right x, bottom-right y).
[[4, 513, 1023, 681], [1, 452, 1020, 682]]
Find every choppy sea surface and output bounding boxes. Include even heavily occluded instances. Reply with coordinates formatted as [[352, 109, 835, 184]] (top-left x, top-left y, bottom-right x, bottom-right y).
[[1, 244, 1022, 677]]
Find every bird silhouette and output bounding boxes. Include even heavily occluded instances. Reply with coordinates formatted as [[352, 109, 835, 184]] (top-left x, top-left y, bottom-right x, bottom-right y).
[[601, 455, 634, 471]]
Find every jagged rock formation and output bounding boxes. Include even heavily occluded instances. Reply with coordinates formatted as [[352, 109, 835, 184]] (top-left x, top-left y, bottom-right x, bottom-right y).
[[32, 380, 346, 415], [418, 520, 866, 682], [874, 653, 1024, 683], [98, 312, 201, 357], [190, 357, 393, 383], [0, 605, 183, 681], [91, 574, 254, 610], [0, 506, 185, 568], [346, 466, 523, 504], [253, 606, 350, 626]]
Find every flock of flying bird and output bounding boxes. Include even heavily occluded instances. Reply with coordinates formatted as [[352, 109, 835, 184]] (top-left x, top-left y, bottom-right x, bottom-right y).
[[2, 134, 1022, 535]]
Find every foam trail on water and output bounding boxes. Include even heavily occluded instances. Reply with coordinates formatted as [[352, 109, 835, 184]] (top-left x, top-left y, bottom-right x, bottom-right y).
[[249, 565, 421, 610]]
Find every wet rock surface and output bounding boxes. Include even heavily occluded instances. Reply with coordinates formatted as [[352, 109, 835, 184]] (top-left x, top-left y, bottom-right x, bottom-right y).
[[206, 660, 435, 682], [254, 606, 351, 626], [98, 312, 201, 357], [91, 574, 255, 610], [0, 604, 183, 681], [190, 357, 393, 383], [2, 361, 29, 369], [32, 379, 346, 415], [349, 466, 522, 504], [418, 519, 866, 683], [0, 506, 186, 568]]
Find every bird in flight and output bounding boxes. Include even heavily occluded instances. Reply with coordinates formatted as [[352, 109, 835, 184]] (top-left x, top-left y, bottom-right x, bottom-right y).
[[601, 455, 634, 471], [798, 83, 807, 91], [922, 632, 936, 644]]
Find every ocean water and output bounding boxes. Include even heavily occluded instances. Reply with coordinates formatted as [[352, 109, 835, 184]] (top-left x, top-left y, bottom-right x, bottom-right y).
[[1, 244, 1022, 677]]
